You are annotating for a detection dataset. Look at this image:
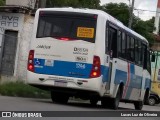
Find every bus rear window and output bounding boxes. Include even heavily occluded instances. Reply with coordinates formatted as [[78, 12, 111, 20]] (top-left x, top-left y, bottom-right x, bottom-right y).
[[36, 11, 97, 43]]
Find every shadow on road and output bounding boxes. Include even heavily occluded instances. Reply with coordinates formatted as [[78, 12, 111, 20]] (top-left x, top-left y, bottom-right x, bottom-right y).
[[31, 98, 134, 110]]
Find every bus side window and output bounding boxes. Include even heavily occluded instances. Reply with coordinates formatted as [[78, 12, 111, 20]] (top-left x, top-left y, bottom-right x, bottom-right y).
[[117, 30, 122, 58], [105, 22, 109, 54], [147, 50, 151, 74], [135, 40, 142, 66], [126, 35, 131, 61], [130, 37, 135, 62], [108, 26, 118, 58], [121, 32, 126, 59], [135, 39, 139, 65], [143, 44, 147, 69], [138, 41, 142, 65]]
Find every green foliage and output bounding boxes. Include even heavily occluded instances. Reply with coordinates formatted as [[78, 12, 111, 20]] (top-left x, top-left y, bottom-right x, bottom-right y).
[[101, 2, 155, 44], [0, 0, 5, 6], [133, 17, 155, 44], [0, 81, 50, 98], [46, 0, 100, 9], [101, 3, 130, 26]]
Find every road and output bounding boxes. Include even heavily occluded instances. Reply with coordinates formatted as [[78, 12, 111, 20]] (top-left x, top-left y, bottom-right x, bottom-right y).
[[0, 96, 160, 120]]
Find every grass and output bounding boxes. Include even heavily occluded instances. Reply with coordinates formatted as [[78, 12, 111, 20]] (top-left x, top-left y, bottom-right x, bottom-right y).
[[0, 81, 50, 98]]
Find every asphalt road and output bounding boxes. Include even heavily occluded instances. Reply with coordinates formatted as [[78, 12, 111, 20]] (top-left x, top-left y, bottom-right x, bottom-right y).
[[0, 96, 160, 120]]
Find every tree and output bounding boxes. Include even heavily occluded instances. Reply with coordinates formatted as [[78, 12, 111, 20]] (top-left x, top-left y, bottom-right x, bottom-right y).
[[132, 17, 155, 44], [0, 0, 5, 6], [101, 3, 130, 26], [46, 0, 100, 9], [101, 2, 155, 44]]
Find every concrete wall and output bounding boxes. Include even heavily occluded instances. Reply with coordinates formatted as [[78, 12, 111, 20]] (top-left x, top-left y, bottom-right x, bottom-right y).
[[17, 15, 34, 81], [6, 0, 36, 9], [0, 12, 34, 83]]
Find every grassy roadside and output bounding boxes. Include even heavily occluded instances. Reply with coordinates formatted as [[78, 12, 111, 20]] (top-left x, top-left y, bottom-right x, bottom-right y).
[[0, 81, 50, 98]]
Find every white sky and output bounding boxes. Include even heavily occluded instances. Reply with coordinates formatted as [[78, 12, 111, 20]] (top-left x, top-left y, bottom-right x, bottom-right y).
[[100, 0, 158, 21]]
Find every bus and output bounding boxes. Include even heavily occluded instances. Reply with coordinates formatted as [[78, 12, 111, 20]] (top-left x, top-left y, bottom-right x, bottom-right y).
[[148, 51, 160, 105], [27, 8, 151, 110]]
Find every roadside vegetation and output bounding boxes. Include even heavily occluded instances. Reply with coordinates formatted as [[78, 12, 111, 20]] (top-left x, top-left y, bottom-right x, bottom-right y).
[[0, 81, 50, 98]]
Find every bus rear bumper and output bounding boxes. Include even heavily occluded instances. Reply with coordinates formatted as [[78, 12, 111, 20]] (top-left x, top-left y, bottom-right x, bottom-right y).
[[27, 71, 104, 96]]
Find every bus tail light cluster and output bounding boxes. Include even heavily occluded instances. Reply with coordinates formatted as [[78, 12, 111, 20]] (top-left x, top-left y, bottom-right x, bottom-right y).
[[90, 56, 101, 78], [27, 50, 34, 72]]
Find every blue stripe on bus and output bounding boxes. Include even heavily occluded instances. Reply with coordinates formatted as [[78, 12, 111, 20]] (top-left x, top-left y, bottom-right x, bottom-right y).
[[114, 70, 127, 84], [114, 68, 142, 89], [34, 58, 109, 80], [130, 63, 135, 74], [102, 66, 109, 83]]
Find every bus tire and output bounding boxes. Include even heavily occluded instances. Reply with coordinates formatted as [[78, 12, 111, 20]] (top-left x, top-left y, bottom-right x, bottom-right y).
[[134, 101, 143, 110], [51, 91, 69, 104], [111, 88, 121, 110]]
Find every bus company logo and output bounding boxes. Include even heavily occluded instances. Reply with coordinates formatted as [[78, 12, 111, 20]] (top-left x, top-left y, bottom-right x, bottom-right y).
[[73, 47, 88, 55], [74, 47, 88, 52], [36, 45, 51, 49]]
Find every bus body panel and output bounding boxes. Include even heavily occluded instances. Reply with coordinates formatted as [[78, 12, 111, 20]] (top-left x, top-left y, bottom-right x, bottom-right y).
[[32, 38, 95, 78], [27, 8, 151, 107], [110, 58, 144, 101]]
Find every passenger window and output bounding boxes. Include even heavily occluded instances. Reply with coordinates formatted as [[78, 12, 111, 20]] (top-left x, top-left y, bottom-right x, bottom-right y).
[[127, 37, 134, 62], [138, 41, 142, 65], [126, 35, 131, 61], [142, 44, 147, 69], [118, 31, 122, 57], [135, 40, 142, 65], [135, 39, 139, 64], [130, 37, 135, 62], [121, 32, 126, 59], [105, 23, 108, 54], [108, 26, 117, 58]]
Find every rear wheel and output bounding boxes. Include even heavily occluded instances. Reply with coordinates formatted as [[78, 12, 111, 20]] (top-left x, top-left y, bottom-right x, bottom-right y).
[[51, 92, 69, 104], [148, 97, 156, 106], [101, 89, 121, 110], [134, 101, 143, 110]]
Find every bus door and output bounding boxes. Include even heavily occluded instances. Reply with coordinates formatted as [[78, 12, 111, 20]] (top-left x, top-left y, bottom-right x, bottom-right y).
[[106, 23, 119, 95]]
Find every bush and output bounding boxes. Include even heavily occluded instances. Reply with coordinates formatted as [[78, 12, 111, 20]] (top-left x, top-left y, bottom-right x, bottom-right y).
[[0, 81, 50, 98]]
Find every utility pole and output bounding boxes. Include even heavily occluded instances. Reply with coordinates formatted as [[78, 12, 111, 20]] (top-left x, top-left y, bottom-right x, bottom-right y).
[[128, 0, 135, 29]]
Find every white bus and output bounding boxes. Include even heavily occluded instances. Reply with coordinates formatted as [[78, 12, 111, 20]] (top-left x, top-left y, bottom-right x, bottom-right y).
[[27, 8, 151, 110]]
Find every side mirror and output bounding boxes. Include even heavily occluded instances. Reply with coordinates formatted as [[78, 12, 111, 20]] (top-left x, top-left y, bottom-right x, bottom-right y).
[[151, 55, 155, 62]]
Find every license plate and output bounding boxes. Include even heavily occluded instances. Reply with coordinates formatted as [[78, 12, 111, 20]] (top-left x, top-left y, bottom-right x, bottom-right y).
[[54, 81, 67, 87]]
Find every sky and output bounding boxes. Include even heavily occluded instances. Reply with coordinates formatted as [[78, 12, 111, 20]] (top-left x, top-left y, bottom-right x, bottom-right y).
[[100, 0, 158, 21]]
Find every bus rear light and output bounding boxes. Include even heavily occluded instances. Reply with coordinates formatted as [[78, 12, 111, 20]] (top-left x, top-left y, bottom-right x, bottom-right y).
[[27, 50, 34, 72], [90, 56, 101, 78], [28, 64, 34, 71], [55, 37, 74, 41]]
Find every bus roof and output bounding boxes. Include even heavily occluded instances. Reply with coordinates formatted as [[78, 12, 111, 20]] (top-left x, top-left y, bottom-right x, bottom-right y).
[[37, 7, 148, 44]]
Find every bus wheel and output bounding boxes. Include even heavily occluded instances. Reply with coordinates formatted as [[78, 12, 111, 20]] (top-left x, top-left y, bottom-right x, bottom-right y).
[[90, 98, 98, 106], [111, 88, 121, 110], [51, 92, 69, 104], [134, 101, 143, 110]]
